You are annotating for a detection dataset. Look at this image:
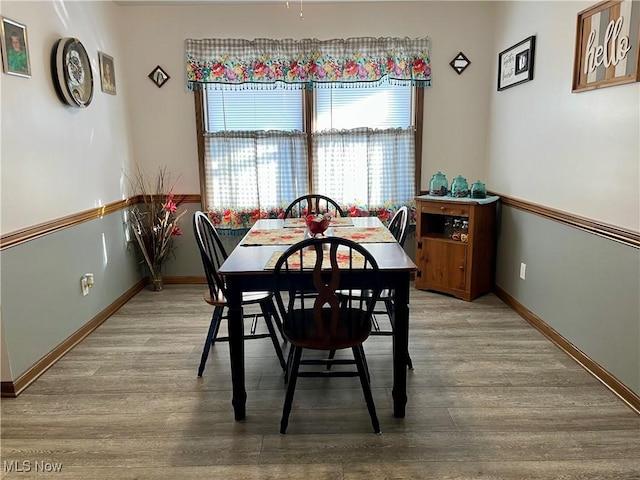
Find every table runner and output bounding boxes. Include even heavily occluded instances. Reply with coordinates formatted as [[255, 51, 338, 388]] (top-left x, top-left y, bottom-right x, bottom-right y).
[[332, 227, 397, 243], [241, 226, 397, 246], [264, 249, 365, 270], [240, 228, 307, 246], [283, 217, 354, 228]]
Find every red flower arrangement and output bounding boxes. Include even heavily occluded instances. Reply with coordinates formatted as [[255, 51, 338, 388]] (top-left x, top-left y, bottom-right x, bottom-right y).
[[128, 167, 186, 290]]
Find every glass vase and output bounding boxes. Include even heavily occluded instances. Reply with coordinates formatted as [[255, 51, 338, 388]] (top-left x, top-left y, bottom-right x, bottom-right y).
[[150, 268, 164, 291]]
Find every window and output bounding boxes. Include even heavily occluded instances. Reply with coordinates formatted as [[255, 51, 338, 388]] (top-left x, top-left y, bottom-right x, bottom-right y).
[[312, 84, 414, 209], [205, 88, 303, 132], [315, 83, 412, 130], [198, 83, 420, 227], [202, 86, 309, 214]]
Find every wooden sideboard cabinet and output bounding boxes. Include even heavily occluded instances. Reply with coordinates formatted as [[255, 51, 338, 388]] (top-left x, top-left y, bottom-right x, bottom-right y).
[[414, 195, 499, 301]]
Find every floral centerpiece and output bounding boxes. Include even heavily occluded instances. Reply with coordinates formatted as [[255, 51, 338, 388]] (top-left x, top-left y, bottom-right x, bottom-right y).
[[128, 167, 186, 291]]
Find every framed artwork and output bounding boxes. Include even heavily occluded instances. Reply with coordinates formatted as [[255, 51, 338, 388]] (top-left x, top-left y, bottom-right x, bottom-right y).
[[0, 16, 31, 78], [572, 0, 640, 93], [497, 35, 536, 91], [149, 65, 170, 88], [52, 37, 94, 108], [98, 51, 116, 95], [449, 52, 471, 75]]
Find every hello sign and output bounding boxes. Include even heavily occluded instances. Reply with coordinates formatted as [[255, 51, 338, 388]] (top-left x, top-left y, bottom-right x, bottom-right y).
[[572, 0, 640, 92]]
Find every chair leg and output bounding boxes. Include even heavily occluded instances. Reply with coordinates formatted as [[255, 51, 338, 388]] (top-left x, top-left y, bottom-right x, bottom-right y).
[[371, 313, 381, 332], [268, 298, 287, 344], [386, 299, 414, 370], [406, 351, 414, 370], [281, 346, 302, 434], [198, 306, 223, 377], [284, 344, 295, 383], [260, 301, 287, 371], [352, 346, 381, 434], [358, 344, 371, 383], [326, 349, 337, 370]]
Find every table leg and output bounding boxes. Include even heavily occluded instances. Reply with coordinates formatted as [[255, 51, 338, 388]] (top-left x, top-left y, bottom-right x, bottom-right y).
[[225, 277, 246, 420], [392, 273, 409, 418]]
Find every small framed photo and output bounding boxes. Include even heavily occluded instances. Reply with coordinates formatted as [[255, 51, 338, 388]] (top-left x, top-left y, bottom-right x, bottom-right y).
[[0, 16, 31, 78], [497, 35, 536, 91], [149, 65, 170, 88], [98, 51, 116, 95]]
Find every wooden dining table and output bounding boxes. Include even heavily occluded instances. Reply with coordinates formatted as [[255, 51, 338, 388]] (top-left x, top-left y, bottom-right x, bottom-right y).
[[218, 216, 417, 420]]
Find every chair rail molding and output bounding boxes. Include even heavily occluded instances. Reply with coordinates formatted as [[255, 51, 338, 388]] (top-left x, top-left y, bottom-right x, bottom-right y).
[[0, 195, 201, 250], [491, 192, 640, 249]]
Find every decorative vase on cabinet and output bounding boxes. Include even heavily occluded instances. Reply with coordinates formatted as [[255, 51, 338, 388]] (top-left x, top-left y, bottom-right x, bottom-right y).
[[414, 194, 499, 301]]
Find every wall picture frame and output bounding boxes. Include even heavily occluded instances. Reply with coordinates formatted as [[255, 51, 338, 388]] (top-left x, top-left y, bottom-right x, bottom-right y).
[[572, 0, 640, 93], [497, 35, 536, 91], [149, 65, 170, 88], [450, 52, 471, 75], [0, 16, 31, 78], [98, 51, 116, 95]]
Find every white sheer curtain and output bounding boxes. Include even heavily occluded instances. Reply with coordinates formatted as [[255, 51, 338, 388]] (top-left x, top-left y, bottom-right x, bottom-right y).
[[204, 131, 308, 210], [312, 127, 415, 208]]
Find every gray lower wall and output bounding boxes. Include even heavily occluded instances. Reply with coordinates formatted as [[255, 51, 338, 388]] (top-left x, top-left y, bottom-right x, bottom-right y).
[[160, 204, 208, 278], [0, 209, 140, 380], [495, 204, 640, 396]]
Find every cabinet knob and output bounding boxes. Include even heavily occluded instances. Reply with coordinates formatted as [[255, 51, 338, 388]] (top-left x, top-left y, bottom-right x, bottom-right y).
[[440, 206, 445, 211], [459, 266, 464, 270]]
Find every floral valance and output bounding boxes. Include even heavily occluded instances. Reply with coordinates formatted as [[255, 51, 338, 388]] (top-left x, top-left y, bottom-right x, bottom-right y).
[[185, 37, 431, 90]]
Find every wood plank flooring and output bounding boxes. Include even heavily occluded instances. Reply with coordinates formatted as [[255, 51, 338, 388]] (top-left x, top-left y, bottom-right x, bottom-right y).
[[1, 285, 639, 479]]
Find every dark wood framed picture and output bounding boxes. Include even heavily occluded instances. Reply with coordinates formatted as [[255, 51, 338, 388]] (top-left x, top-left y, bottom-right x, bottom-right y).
[[98, 51, 116, 95], [0, 16, 31, 78], [498, 35, 536, 91], [449, 52, 471, 75], [572, 0, 640, 93], [149, 65, 170, 88]]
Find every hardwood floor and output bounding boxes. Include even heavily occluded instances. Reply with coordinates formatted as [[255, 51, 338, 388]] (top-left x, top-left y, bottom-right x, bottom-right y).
[[1, 285, 639, 479]]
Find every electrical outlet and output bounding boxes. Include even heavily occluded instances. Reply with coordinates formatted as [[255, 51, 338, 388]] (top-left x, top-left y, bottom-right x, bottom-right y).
[[81, 276, 90, 296], [519, 262, 527, 280]]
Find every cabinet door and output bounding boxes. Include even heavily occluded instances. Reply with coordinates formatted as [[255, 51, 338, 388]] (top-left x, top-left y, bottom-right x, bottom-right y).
[[422, 239, 467, 291]]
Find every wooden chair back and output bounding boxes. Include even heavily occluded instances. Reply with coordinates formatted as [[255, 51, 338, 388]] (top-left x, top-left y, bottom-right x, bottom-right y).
[[273, 237, 380, 350], [193, 211, 228, 303], [283, 194, 345, 219], [388, 206, 409, 247]]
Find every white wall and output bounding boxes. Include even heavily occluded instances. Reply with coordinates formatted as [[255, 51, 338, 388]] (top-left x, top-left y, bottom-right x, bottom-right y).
[[488, 1, 640, 231], [117, 1, 496, 199], [0, 0, 135, 234]]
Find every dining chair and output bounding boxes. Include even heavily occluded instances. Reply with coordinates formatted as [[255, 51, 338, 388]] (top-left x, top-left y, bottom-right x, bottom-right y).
[[192, 211, 287, 377], [330, 206, 414, 369], [371, 206, 413, 369], [273, 237, 382, 434], [283, 194, 345, 218]]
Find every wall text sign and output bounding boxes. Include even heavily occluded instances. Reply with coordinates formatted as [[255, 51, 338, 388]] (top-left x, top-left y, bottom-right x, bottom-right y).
[[573, 0, 640, 92]]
